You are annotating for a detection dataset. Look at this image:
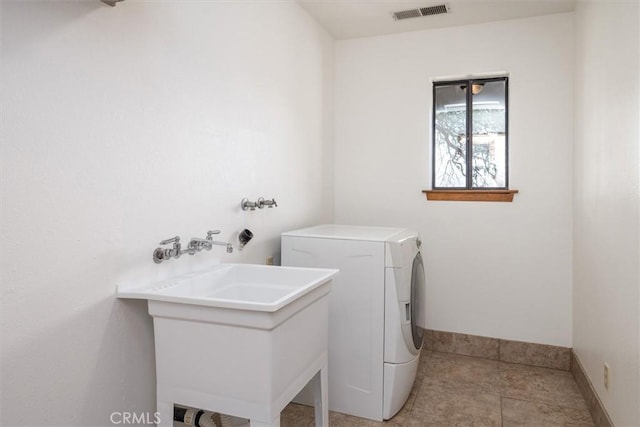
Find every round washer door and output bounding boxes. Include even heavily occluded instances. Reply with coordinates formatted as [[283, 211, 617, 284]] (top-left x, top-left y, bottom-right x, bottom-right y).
[[410, 252, 425, 350]]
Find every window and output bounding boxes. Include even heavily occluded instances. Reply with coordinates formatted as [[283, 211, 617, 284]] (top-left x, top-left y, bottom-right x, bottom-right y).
[[432, 77, 509, 190]]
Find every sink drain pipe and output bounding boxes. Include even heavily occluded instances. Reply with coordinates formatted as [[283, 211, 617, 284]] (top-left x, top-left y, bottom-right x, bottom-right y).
[[174, 406, 234, 427]]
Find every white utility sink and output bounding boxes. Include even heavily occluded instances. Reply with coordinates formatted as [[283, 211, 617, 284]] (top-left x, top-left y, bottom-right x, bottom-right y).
[[118, 263, 337, 311], [118, 263, 338, 427]]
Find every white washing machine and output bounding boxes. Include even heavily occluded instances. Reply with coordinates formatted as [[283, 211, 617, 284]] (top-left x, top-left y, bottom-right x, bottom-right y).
[[281, 224, 425, 421]]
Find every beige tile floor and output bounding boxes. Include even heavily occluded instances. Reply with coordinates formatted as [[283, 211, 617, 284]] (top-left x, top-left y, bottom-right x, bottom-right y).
[[281, 351, 594, 427]]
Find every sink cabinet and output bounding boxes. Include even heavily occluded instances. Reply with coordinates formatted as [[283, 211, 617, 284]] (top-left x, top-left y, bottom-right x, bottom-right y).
[[117, 264, 337, 427]]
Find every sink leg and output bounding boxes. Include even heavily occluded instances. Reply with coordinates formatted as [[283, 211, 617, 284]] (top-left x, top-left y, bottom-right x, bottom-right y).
[[312, 364, 329, 427], [249, 414, 280, 427], [156, 400, 173, 427]]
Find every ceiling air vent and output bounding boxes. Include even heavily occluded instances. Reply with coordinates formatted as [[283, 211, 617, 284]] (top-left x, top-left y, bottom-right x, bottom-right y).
[[420, 4, 449, 16], [393, 4, 449, 21]]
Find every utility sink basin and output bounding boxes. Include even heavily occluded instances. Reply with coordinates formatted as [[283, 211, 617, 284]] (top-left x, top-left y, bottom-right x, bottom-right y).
[[118, 263, 337, 312], [117, 263, 338, 427]]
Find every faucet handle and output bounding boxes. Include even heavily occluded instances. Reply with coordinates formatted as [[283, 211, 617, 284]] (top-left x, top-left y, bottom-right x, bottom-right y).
[[241, 198, 258, 211], [258, 197, 277, 208], [207, 230, 221, 239], [159, 236, 180, 245]]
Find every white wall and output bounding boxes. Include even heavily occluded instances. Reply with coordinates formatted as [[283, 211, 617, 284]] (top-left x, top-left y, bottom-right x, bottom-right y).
[[573, 2, 640, 426], [334, 13, 574, 347], [0, 1, 333, 425]]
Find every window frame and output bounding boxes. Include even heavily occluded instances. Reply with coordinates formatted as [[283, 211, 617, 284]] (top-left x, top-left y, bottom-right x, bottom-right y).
[[431, 76, 509, 190]]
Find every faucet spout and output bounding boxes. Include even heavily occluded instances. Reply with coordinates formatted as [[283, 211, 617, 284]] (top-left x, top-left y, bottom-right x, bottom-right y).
[[199, 233, 234, 253], [205, 239, 233, 253], [154, 230, 232, 264]]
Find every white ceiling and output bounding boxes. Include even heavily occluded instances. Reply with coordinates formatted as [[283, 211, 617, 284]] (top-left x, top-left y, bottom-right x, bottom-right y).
[[297, 0, 576, 40]]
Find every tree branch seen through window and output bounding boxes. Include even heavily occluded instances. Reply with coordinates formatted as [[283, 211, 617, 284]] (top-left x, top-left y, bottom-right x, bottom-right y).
[[432, 77, 508, 189]]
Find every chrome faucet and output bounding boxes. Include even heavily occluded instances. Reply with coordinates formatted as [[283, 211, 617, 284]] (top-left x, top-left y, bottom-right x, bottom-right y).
[[241, 198, 258, 211], [257, 197, 277, 209], [153, 230, 233, 264], [205, 230, 234, 253], [187, 230, 233, 254], [187, 231, 233, 254], [153, 236, 182, 264]]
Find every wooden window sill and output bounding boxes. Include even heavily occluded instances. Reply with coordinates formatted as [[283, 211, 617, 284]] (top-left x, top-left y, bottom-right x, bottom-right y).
[[422, 189, 519, 202]]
